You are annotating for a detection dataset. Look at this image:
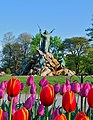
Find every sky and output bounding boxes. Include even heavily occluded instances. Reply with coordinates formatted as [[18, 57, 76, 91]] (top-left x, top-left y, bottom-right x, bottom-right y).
[[0, 0, 93, 50]]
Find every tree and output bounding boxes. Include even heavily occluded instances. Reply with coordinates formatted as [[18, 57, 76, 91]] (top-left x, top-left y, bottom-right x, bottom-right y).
[[50, 36, 63, 58], [17, 32, 32, 59], [62, 37, 89, 74]]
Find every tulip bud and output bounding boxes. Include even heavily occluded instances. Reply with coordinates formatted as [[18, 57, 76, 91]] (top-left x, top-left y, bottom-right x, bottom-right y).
[[0, 108, 3, 120], [60, 84, 67, 95], [12, 107, 29, 120], [54, 83, 60, 94], [75, 111, 90, 120], [39, 77, 49, 87], [37, 104, 44, 116], [54, 114, 67, 120], [66, 78, 70, 85], [62, 90, 76, 112], [30, 83, 36, 94], [0, 88, 4, 99], [0, 81, 5, 89], [71, 82, 80, 93], [3, 111, 8, 120], [40, 84, 54, 106], [26, 76, 34, 86], [80, 82, 90, 97], [7, 77, 21, 97], [87, 88, 93, 108], [20, 83, 24, 91], [52, 109, 59, 120], [24, 94, 36, 110]]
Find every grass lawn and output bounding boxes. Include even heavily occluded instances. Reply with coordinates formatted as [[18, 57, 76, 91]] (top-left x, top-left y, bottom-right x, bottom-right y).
[[0, 74, 93, 93]]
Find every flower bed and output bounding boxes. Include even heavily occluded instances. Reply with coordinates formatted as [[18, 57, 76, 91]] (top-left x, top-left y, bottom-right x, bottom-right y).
[[0, 76, 93, 120]]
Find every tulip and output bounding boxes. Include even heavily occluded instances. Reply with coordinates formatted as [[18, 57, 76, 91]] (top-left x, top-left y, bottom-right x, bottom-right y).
[[80, 82, 90, 97], [30, 83, 36, 94], [24, 94, 36, 110], [87, 88, 93, 108], [40, 84, 54, 106], [71, 82, 80, 93], [3, 111, 8, 120], [12, 107, 29, 120], [26, 76, 34, 86], [66, 78, 70, 85], [54, 83, 60, 94], [20, 83, 24, 91], [7, 77, 21, 97], [0, 81, 5, 89], [0, 88, 4, 99], [39, 77, 49, 87], [60, 84, 67, 95], [37, 104, 44, 116], [62, 90, 76, 112], [0, 108, 3, 120], [52, 109, 59, 120], [75, 111, 90, 120], [54, 114, 67, 120]]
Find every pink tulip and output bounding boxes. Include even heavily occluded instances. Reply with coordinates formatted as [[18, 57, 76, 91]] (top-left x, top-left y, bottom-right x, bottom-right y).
[[3, 111, 8, 120], [24, 94, 36, 110], [66, 78, 70, 85], [80, 82, 90, 97], [60, 84, 67, 95], [0, 81, 5, 89], [20, 83, 24, 91], [71, 82, 80, 93], [37, 104, 44, 116], [54, 83, 60, 94], [26, 76, 34, 86], [0, 88, 4, 99], [39, 77, 49, 87], [52, 109, 59, 120], [30, 83, 36, 94]]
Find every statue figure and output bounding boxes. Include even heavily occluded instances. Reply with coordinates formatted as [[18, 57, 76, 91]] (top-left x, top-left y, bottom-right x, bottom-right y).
[[38, 26, 55, 53], [58, 56, 65, 67]]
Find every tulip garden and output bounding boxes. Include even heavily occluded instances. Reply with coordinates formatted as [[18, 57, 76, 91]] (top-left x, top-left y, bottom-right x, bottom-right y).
[[0, 76, 93, 120]]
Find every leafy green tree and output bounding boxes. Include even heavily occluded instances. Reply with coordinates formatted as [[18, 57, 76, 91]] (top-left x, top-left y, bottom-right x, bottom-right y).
[[50, 36, 63, 58], [62, 37, 89, 74]]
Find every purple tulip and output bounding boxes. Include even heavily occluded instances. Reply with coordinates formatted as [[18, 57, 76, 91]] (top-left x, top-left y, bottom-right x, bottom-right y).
[[60, 84, 67, 95], [54, 83, 60, 94], [0, 81, 5, 89], [3, 111, 8, 120], [80, 82, 90, 97], [24, 94, 36, 110], [0, 88, 4, 99], [30, 83, 36, 94], [20, 83, 24, 90], [52, 109, 59, 120], [12, 103, 16, 115], [39, 77, 49, 87], [13, 96, 18, 104], [37, 104, 44, 116], [71, 82, 80, 93], [66, 84, 71, 91], [26, 76, 34, 86], [66, 78, 70, 85]]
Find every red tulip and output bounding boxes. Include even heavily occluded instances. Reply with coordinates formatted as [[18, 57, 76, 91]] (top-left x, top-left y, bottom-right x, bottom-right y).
[[75, 111, 90, 120], [7, 77, 21, 97], [0, 108, 3, 120], [40, 84, 54, 106], [54, 114, 67, 120], [62, 90, 76, 112], [87, 88, 93, 108], [12, 107, 29, 120]]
